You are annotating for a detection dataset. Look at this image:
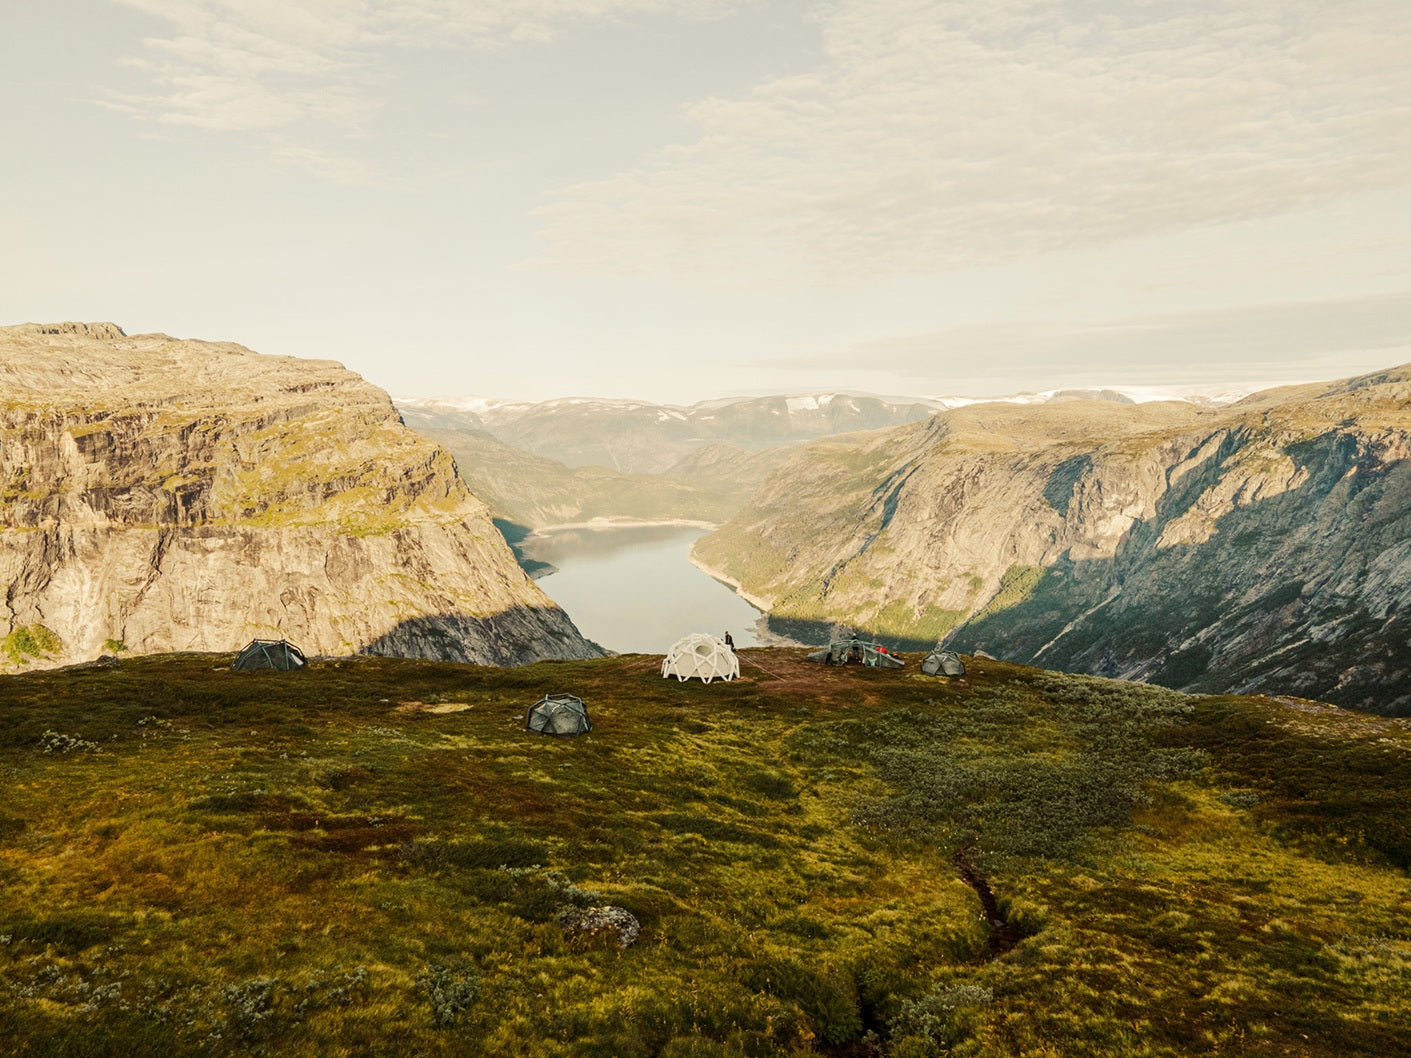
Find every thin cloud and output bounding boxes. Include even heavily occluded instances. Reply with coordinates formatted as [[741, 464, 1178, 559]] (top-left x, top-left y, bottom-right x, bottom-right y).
[[109, 0, 749, 132], [796, 291, 1411, 394], [534, 0, 1411, 283]]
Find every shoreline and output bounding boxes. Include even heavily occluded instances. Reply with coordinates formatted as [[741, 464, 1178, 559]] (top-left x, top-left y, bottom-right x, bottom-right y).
[[524, 517, 720, 539], [687, 551, 775, 612], [687, 554, 812, 647]]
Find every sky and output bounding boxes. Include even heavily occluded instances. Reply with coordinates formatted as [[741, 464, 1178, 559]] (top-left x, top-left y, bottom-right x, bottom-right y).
[[2, 0, 1409, 404]]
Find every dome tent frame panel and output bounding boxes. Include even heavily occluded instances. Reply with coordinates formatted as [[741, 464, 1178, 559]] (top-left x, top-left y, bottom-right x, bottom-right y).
[[661, 633, 739, 683]]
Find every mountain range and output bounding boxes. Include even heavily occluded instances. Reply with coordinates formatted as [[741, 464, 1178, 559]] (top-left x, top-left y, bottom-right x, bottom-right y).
[[401, 392, 966, 474], [395, 390, 1196, 535], [6, 322, 1408, 716]]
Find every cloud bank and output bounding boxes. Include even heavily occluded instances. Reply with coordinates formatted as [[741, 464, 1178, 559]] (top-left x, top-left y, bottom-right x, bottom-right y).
[[805, 290, 1411, 394], [534, 0, 1411, 283]]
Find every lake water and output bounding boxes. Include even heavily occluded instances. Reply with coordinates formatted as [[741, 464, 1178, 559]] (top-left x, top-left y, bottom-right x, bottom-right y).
[[521, 526, 764, 654]]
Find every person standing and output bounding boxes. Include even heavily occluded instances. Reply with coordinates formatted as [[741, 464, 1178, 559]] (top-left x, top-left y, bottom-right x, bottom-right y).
[[724, 631, 735, 652]]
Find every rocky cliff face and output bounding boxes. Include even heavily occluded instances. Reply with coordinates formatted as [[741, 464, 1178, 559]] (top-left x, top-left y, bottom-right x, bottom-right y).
[[694, 366, 1411, 714], [0, 323, 599, 669]]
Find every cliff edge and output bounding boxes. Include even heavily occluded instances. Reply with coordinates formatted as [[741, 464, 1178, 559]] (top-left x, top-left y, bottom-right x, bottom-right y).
[[0, 323, 599, 668]]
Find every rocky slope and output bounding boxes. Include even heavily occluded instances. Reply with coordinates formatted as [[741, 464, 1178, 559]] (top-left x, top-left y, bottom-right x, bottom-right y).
[[694, 365, 1411, 714], [0, 323, 598, 669]]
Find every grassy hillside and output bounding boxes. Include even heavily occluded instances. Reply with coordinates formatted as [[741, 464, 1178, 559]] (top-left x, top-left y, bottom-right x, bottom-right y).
[[1, 653, 1408, 1056]]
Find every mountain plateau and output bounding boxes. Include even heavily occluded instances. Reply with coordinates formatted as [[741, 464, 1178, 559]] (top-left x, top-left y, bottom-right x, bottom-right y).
[[0, 323, 598, 669]]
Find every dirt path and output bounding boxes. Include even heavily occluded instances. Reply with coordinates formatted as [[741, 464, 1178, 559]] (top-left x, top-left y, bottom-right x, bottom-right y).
[[952, 847, 1022, 957]]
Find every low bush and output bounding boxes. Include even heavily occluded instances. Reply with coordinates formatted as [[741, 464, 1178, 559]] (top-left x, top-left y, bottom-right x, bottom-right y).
[[418, 961, 481, 1028], [888, 981, 994, 1049]]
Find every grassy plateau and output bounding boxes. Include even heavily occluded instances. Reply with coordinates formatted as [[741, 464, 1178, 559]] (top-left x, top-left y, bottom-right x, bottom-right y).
[[0, 650, 1407, 1056]]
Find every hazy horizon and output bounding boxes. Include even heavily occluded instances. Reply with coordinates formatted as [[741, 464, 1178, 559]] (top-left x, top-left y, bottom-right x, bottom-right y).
[[391, 376, 1291, 409], [4, 2, 1407, 405]]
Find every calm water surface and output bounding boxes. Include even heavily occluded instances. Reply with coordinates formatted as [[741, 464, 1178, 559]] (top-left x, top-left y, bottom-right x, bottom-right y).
[[522, 526, 762, 654]]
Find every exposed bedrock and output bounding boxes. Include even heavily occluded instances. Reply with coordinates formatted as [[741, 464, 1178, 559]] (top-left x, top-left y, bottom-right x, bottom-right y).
[[0, 322, 598, 668]]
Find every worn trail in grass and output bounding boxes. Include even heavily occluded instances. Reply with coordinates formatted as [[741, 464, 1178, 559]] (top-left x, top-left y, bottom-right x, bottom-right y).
[[1, 651, 1408, 1056]]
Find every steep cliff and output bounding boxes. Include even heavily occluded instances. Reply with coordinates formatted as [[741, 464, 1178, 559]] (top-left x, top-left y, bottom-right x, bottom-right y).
[[0, 323, 598, 669], [694, 366, 1411, 714]]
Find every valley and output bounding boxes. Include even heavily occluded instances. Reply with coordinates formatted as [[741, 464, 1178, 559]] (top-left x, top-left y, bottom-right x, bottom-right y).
[[396, 367, 1411, 717], [4, 322, 1407, 715], [2, 326, 1410, 1056]]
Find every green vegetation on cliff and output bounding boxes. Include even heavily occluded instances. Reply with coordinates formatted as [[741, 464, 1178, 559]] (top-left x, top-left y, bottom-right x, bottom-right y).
[[1, 624, 62, 666], [1, 653, 1407, 1056]]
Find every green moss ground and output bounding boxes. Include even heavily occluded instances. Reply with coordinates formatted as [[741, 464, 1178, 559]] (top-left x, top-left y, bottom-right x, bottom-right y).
[[0, 653, 1407, 1056]]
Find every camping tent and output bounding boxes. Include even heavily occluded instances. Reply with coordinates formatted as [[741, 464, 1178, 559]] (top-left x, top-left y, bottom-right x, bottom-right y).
[[921, 649, 965, 677], [661, 633, 740, 683], [232, 638, 307, 671], [806, 637, 905, 669], [526, 694, 593, 736]]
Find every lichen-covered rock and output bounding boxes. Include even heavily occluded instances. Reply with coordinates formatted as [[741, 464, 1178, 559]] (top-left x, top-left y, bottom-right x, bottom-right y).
[[0, 322, 599, 669], [558, 905, 640, 949]]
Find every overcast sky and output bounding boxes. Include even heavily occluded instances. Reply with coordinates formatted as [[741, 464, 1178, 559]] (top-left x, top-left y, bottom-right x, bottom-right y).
[[3, 0, 1408, 403]]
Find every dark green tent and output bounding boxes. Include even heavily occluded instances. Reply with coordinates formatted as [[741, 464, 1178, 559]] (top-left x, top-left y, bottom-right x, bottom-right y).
[[526, 694, 592, 736], [233, 638, 307, 671], [806, 638, 905, 669]]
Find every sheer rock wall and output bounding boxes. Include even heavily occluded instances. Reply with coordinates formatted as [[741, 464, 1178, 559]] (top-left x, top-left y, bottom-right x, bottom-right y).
[[0, 323, 598, 668]]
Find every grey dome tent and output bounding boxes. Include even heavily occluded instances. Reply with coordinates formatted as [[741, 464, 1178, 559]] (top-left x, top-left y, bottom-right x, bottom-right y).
[[233, 638, 307, 671], [526, 694, 592, 736], [921, 649, 965, 677]]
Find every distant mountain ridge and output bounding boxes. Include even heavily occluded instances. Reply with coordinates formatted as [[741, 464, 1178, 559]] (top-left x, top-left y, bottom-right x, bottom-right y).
[[402, 422, 743, 540], [692, 364, 1411, 715], [0, 323, 598, 669], [398, 392, 945, 474]]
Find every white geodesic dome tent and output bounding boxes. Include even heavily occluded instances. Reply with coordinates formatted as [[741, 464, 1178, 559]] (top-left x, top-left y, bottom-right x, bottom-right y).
[[661, 633, 740, 683]]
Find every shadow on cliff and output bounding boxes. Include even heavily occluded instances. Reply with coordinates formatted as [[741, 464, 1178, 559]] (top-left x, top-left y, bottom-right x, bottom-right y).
[[945, 429, 1411, 716], [359, 606, 602, 667], [762, 615, 940, 654], [493, 518, 556, 579]]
